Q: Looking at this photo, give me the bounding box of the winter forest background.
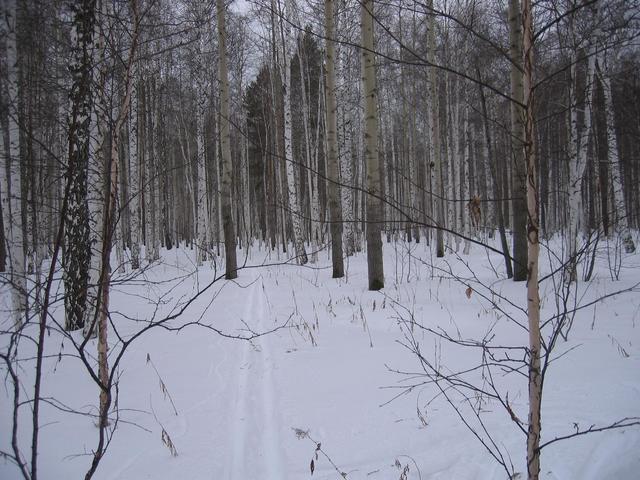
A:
[1,0,640,479]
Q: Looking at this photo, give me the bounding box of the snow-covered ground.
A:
[1,237,639,479]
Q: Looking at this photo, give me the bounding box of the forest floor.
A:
[1,236,640,479]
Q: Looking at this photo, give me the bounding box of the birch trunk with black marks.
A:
[523,0,541,477]
[64,0,97,331]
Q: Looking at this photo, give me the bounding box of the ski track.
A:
[256,279,284,479]
[227,276,284,479]
[228,280,256,479]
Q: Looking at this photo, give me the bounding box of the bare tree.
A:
[362,0,384,290]
[324,0,344,278]
[217,0,238,279]
[0,0,26,328]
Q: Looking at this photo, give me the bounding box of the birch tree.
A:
[338,42,356,257]
[217,0,238,279]
[522,0,542,476]
[129,78,141,269]
[324,0,344,278]
[195,2,211,266]
[566,45,595,281]
[275,0,307,264]
[427,0,444,257]
[85,0,108,337]
[63,0,97,331]
[0,0,26,328]
[361,0,383,290]
[509,0,527,281]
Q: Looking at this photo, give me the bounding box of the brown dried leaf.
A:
[465,286,473,299]
[310,459,315,475]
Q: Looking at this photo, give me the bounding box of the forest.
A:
[1,0,639,479]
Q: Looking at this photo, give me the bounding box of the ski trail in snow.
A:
[226,277,284,479]
[255,279,285,479]
[228,280,257,479]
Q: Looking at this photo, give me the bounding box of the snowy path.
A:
[228,277,284,479]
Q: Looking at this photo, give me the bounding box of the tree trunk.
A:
[478,69,513,278]
[277,0,307,265]
[129,79,141,269]
[85,0,108,338]
[566,46,595,281]
[509,0,527,281]
[64,0,97,332]
[216,0,238,279]
[338,39,356,256]
[427,0,444,257]
[523,0,541,477]
[324,0,344,278]
[361,0,384,290]
[462,104,471,254]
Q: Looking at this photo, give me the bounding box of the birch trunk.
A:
[86,5,140,476]
[145,78,159,262]
[1,0,26,328]
[523,0,541,477]
[427,0,444,257]
[338,40,356,256]
[324,0,344,278]
[509,0,527,281]
[462,104,471,254]
[85,0,108,337]
[216,0,238,279]
[566,48,595,281]
[64,0,97,331]
[297,35,319,261]
[361,0,384,290]
[277,0,307,264]
[129,79,141,269]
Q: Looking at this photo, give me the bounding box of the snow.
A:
[1,237,639,479]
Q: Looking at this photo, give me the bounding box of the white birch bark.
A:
[1,0,26,327]
[337,34,356,256]
[85,0,108,336]
[276,0,307,264]
[129,79,141,269]
[195,97,208,265]
[566,47,595,280]
[523,2,542,476]
[195,4,210,265]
